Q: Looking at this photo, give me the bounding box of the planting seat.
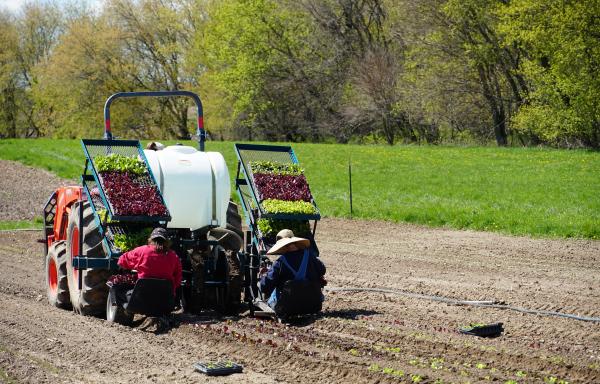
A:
[124,278,174,316]
[107,278,174,325]
[273,280,323,317]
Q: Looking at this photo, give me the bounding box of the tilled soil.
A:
[1,160,600,383]
[0,160,75,221]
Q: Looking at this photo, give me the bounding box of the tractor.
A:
[42,91,321,322]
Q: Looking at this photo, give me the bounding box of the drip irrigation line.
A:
[0,229,41,233]
[325,286,600,323]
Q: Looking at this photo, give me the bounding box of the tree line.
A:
[0,0,598,148]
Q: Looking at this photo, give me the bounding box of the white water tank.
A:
[144,145,230,230]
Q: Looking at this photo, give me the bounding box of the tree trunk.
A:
[176,107,189,139]
[477,64,508,146]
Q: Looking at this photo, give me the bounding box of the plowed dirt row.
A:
[1,160,600,383]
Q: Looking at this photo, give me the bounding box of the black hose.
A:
[325,286,600,323]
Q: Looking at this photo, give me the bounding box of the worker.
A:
[146,141,165,150]
[118,227,182,298]
[260,229,326,312]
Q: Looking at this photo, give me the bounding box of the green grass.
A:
[0,138,598,238]
[0,220,43,230]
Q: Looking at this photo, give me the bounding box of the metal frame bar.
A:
[103,90,206,151]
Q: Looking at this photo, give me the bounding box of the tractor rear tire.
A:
[224,201,244,314]
[66,201,111,316]
[224,249,243,314]
[45,240,71,309]
[226,201,244,239]
[182,250,205,314]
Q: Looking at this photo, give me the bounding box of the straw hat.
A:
[266,229,310,255]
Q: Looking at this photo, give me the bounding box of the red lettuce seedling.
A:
[100,171,168,216]
[253,173,313,202]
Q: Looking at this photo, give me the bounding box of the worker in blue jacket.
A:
[260,229,326,310]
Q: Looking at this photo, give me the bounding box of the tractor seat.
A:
[274,280,322,317]
[124,278,174,317]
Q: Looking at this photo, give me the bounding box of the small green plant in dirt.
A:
[411,374,423,383]
[544,377,569,384]
[391,369,404,377]
[348,348,359,356]
[371,365,404,378]
[95,154,146,175]
[384,346,402,354]
[476,362,487,369]
[504,380,518,384]
[430,358,444,370]
[515,370,527,378]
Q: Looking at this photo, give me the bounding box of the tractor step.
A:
[252,299,276,317]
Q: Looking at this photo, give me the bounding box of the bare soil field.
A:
[1,159,600,383]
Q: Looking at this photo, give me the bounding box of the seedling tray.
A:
[234,143,320,221]
[193,361,243,376]
[459,322,504,337]
[81,139,170,223]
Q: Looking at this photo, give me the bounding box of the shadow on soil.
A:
[130,307,382,333]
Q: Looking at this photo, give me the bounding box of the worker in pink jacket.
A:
[118,227,182,296]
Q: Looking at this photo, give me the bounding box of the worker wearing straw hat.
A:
[260,229,326,311]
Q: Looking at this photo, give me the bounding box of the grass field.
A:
[0,138,598,239]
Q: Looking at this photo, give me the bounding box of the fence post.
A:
[349,159,353,218]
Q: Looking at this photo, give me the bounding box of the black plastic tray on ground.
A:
[459,322,504,337]
[193,361,243,376]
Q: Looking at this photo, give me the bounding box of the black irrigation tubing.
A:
[325,286,600,323]
[0,229,42,233]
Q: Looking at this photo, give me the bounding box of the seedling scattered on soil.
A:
[544,377,569,384]
[430,358,444,370]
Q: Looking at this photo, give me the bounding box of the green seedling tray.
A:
[193,361,243,376]
[459,322,504,337]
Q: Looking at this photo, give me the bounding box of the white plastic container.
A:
[144,145,230,230]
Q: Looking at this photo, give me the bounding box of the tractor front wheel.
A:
[45,240,71,309]
[66,201,111,316]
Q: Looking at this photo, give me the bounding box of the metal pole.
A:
[78,201,84,290]
[349,159,353,218]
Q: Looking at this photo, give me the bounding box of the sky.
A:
[0,0,102,13]
[0,0,28,12]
